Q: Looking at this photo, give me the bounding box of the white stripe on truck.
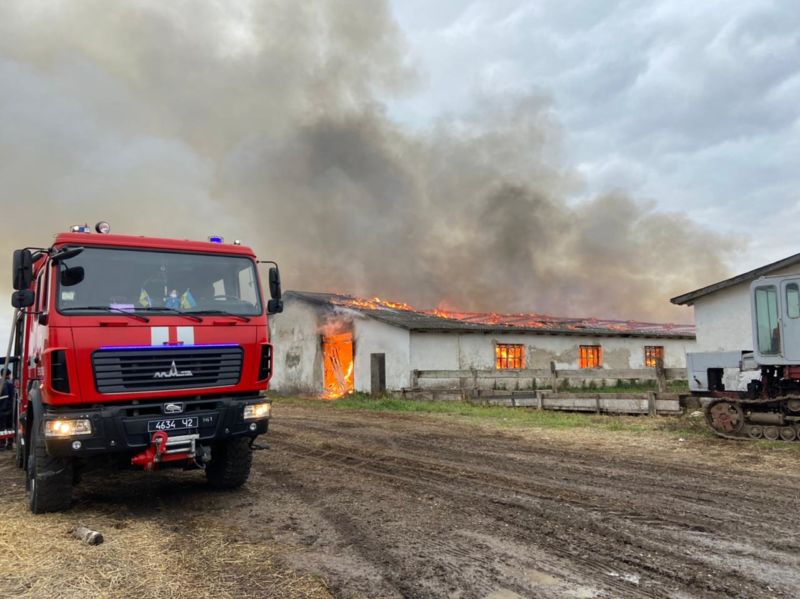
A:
[151,327,169,346]
[177,327,195,345]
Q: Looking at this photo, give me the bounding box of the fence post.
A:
[655,357,666,393]
[550,361,558,394]
[411,369,419,389]
[536,390,544,410]
[471,368,478,394]
[647,391,657,416]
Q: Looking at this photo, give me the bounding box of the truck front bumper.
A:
[42,395,270,458]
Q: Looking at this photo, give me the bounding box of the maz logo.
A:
[162,402,185,415]
[153,361,193,379]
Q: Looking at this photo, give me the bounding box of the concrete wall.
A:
[692,286,752,352]
[690,266,800,352]
[353,318,411,392]
[269,299,412,394]
[410,331,692,371]
[271,297,696,395]
[268,298,323,394]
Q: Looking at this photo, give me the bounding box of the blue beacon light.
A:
[208,235,224,244]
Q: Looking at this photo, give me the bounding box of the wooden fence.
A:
[401,360,686,416]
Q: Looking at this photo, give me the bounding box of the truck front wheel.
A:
[205,437,253,489]
[27,420,73,513]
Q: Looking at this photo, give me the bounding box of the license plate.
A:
[147,417,199,433]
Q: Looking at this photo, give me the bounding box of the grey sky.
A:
[0,1,798,344]
[388,0,800,265]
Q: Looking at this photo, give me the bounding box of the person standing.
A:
[0,369,14,450]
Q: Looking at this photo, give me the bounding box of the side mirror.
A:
[51,246,84,263]
[267,299,284,315]
[11,290,34,309]
[268,267,282,300]
[12,249,33,290]
[60,266,85,287]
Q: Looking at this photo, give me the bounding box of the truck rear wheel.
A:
[15,431,24,469]
[27,420,73,513]
[205,437,253,489]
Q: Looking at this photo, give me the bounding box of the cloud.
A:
[389,0,800,267]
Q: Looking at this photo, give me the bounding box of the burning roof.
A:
[284,292,695,339]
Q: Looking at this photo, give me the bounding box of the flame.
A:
[329,294,693,335]
[334,296,415,312]
[322,332,354,400]
[317,293,693,398]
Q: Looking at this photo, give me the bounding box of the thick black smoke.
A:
[0,0,736,331]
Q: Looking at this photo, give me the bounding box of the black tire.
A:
[27,417,73,514]
[205,437,253,489]
[15,430,23,469]
[14,403,24,469]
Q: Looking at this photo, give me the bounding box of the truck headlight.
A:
[243,402,271,420]
[45,419,92,437]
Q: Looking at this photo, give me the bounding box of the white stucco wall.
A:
[692,286,752,352]
[411,332,693,372]
[269,299,412,394]
[268,298,323,394]
[353,317,411,392]
[271,297,696,395]
[690,266,800,352]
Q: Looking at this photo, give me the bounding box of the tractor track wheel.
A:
[27,420,73,514]
[705,400,744,435]
[206,437,253,490]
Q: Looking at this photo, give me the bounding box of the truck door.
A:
[780,279,800,361]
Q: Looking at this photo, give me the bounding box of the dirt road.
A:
[3,403,800,598]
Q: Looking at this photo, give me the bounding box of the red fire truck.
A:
[7,223,283,513]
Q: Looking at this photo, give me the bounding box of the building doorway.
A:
[322,332,354,399]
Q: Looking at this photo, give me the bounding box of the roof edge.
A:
[671,252,800,306]
[284,291,695,339]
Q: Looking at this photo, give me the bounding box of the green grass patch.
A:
[273,394,688,434]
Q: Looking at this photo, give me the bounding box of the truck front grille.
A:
[92,346,244,393]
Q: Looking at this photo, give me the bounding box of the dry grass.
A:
[0,460,332,599]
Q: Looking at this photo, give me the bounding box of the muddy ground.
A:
[2,403,800,598]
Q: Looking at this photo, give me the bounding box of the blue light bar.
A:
[208,235,224,243]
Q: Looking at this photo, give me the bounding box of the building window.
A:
[496,344,524,369]
[579,345,602,369]
[755,285,780,355]
[644,346,664,368]
[787,283,800,319]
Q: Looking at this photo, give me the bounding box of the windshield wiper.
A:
[185,309,251,322]
[136,307,203,322]
[60,306,150,322]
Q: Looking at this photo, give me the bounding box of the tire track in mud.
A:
[279,414,800,535]
[275,437,759,598]
[263,409,800,598]
[275,415,800,560]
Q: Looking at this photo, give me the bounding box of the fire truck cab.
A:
[8,223,282,513]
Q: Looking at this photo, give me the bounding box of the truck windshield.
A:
[56,247,263,317]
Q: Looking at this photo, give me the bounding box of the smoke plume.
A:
[0,0,736,331]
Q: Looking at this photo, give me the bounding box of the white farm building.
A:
[671,252,800,352]
[269,292,696,397]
